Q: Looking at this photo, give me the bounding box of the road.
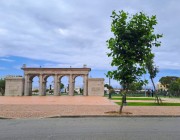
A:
[0,117,180,140]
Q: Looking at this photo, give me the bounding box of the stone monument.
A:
[5,65,104,96]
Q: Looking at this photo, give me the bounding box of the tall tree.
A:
[107,10,162,113]
[145,55,158,91]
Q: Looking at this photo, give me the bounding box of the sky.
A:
[0,0,180,88]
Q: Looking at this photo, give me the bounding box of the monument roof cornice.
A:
[21,67,91,72]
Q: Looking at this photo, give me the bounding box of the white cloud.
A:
[0,0,179,71]
[0,58,14,62]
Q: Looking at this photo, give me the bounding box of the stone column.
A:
[83,74,88,96]
[54,75,60,96]
[24,74,30,96]
[39,74,45,96]
[42,80,46,96]
[59,80,61,95]
[29,80,32,96]
[69,75,74,96]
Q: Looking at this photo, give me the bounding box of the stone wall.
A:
[5,77,24,96]
[88,78,104,96]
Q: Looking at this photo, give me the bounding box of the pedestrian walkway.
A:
[0,96,118,118]
[0,96,180,119]
[0,96,116,105]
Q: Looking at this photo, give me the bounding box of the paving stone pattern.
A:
[0,96,180,118]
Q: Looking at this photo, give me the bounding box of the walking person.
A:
[151,89,154,97]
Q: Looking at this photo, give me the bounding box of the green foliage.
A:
[0,78,5,90]
[145,55,159,79]
[49,89,54,94]
[104,84,113,90]
[60,83,64,89]
[107,10,162,89]
[80,88,83,94]
[116,102,180,106]
[0,78,5,96]
[169,78,180,96]
[129,82,143,91]
[159,76,179,88]
[109,89,115,94]
[111,97,154,100]
[145,55,159,91]
[32,89,39,93]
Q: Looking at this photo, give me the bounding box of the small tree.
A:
[60,83,64,90]
[145,55,161,104]
[107,10,162,113]
[0,78,5,96]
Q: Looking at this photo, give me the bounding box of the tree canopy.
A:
[0,78,5,96]
[159,76,179,88]
[60,83,64,90]
[0,78,5,90]
[145,55,159,90]
[169,78,180,96]
[107,10,162,89]
[129,82,143,91]
[104,84,113,90]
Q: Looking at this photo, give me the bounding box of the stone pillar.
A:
[59,80,61,95]
[29,80,32,96]
[69,75,74,96]
[54,75,60,96]
[83,74,88,96]
[24,74,30,96]
[43,80,46,96]
[39,74,46,96]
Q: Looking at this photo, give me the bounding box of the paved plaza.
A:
[0,96,180,119]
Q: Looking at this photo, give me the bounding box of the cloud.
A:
[0,67,6,70]
[0,58,14,62]
[0,0,179,71]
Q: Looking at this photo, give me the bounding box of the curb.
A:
[47,115,180,118]
[1,115,180,119]
[0,117,12,119]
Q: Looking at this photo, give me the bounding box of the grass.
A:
[115,102,180,106]
[111,97,155,100]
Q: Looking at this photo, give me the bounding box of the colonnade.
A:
[24,74,88,96]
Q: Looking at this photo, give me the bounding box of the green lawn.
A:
[111,97,155,100]
[115,102,180,106]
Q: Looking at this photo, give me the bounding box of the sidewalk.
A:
[0,96,180,119]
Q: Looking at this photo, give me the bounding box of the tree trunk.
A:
[150,77,161,104]
[119,100,123,114]
[150,77,156,91]
[119,87,128,114]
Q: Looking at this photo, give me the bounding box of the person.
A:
[151,89,154,97]
[147,89,151,97]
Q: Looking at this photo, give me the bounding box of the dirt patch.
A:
[105,111,133,115]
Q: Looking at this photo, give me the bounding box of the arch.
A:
[74,75,84,95]
[60,75,69,95]
[22,68,91,96]
[45,75,54,96]
[31,76,39,96]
